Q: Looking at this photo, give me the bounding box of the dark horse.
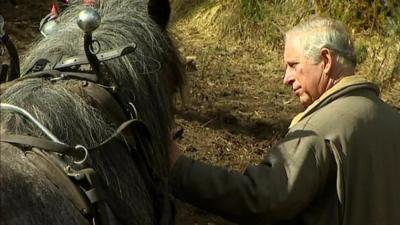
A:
[0,0,184,224]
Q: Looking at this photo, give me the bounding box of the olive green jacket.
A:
[170,76,400,225]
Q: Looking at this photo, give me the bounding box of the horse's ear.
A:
[148,0,170,30]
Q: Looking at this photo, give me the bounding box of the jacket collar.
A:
[289,75,379,128]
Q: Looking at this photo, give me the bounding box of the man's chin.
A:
[299,96,312,107]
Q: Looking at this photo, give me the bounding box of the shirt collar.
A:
[289,75,378,128]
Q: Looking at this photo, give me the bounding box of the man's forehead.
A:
[285,33,303,48]
[284,38,302,61]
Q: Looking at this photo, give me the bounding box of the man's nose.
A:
[283,67,294,85]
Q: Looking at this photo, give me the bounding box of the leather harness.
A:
[0,55,174,225]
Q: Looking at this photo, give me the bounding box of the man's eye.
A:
[289,63,298,68]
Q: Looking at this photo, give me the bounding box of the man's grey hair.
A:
[286,16,357,69]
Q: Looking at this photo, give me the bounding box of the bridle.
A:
[0,7,173,225]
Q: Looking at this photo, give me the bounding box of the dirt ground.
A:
[1,1,398,225]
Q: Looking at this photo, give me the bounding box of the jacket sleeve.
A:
[169,130,335,224]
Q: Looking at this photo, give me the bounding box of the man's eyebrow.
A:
[285,60,297,65]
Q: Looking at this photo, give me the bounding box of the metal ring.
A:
[89,39,101,54]
[73,144,89,165]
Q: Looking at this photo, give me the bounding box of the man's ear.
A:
[320,48,333,76]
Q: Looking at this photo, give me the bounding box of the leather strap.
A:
[95,119,148,148]
[83,82,128,129]
[27,147,112,225]
[25,148,93,217]
[0,119,145,160]
[53,43,136,70]
[21,69,98,82]
[0,134,80,157]
[0,71,173,225]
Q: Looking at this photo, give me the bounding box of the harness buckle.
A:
[31,58,51,72]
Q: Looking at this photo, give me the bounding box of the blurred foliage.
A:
[236,0,400,38]
[318,0,400,36]
[170,0,210,21]
[239,0,267,21]
[171,0,400,106]
[172,0,400,39]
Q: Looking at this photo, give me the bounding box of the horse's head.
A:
[0,1,184,224]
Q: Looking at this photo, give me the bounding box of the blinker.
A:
[39,3,59,37]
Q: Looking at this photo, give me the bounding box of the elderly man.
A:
[169,17,400,225]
